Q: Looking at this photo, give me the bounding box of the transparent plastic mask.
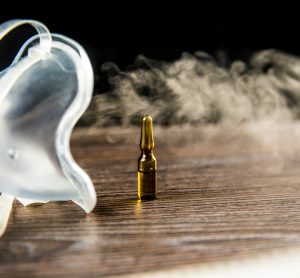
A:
[0,19,96,237]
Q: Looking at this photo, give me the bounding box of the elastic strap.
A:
[0,19,52,68]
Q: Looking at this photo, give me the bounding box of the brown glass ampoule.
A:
[138,115,157,200]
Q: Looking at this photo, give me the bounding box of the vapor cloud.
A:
[81,50,300,127]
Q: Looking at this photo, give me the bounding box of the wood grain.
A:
[1,125,300,277]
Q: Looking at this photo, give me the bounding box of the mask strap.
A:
[0,19,52,68]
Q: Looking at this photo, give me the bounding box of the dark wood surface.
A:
[1,125,300,277]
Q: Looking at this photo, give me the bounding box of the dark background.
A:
[0,3,299,93]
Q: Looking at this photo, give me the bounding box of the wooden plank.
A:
[1,125,300,277]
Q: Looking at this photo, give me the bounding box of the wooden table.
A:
[1,124,300,277]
